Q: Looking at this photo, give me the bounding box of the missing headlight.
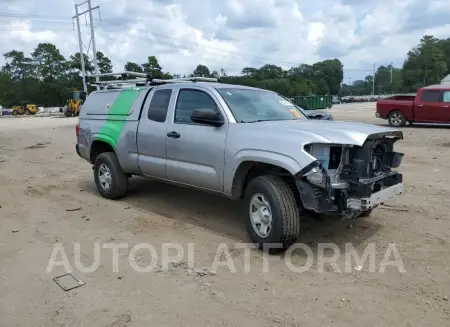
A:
[297,161,331,190]
[304,144,343,170]
[329,146,342,169]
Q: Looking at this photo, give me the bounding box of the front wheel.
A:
[93,152,128,199]
[388,110,406,127]
[243,175,300,253]
[359,208,373,217]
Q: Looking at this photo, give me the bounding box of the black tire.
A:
[93,152,128,199]
[388,110,406,127]
[243,175,300,253]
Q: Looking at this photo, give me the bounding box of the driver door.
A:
[165,87,228,192]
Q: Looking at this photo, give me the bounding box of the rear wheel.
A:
[243,175,300,253]
[12,109,18,117]
[388,111,406,127]
[93,152,128,199]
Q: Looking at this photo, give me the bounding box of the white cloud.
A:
[0,0,449,82]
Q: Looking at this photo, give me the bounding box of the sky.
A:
[0,0,449,83]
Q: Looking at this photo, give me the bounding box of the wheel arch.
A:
[231,160,300,202]
[90,138,115,163]
[387,109,407,126]
[388,108,406,117]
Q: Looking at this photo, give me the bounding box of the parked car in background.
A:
[332,95,341,104]
[376,85,450,126]
[305,110,333,120]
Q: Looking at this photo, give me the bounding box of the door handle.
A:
[442,105,449,108]
[417,104,423,107]
[167,131,180,139]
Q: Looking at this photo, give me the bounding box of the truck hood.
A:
[245,120,403,146]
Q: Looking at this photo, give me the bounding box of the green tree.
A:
[96,51,113,74]
[312,59,344,94]
[69,52,94,74]
[257,64,285,80]
[2,50,37,81]
[402,35,447,90]
[124,61,143,73]
[31,43,67,82]
[192,64,212,77]
[142,56,163,78]
[438,38,450,75]
[0,71,17,107]
[31,43,69,105]
[123,61,143,79]
[241,67,258,78]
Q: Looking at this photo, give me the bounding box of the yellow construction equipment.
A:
[11,101,39,116]
[65,91,87,117]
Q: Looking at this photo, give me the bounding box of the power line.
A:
[0,12,379,71]
[0,13,71,19]
[73,0,100,91]
[0,23,380,73]
[0,15,384,74]
[94,24,377,72]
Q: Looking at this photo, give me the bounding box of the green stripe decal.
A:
[98,89,139,148]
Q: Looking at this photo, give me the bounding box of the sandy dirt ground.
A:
[1,104,449,326]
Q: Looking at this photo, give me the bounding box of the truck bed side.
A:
[376,96,415,121]
[78,87,152,174]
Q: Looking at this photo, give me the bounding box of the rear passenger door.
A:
[137,87,173,178]
[441,90,450,121]
[415,90,445,122]
[165,87,228,192]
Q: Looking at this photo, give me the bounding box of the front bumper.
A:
[346,183,403,211]
[295,172,404,215]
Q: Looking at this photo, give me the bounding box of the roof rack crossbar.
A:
[86,71,217,88]
[88,71,148,79]
[89,78,148,85]
[85,72,218,89]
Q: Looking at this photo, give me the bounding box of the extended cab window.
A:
[420,90,441,102]
[147,89,172,122]
[175,89,217,124]
[148,89,172,123]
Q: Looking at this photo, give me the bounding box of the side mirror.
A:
[190,108,224,126]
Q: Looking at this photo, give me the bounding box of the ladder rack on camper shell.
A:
[86,71,218,89]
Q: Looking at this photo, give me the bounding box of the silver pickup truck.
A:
[76,73,404,252]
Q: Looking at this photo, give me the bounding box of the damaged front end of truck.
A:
[295,131,404,217]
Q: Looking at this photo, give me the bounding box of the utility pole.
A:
[74,4,87,93]
[390,62,393,84]
[372,62,376,96]
[348,76,351,85]
[72,0,100,92]
[87,0,99,87]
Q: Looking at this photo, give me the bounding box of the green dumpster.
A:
[292,95,333,110]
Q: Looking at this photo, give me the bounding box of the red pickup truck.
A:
[376,84,450,126]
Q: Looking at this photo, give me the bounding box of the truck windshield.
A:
[215,88,308,123]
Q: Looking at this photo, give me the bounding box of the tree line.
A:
[340,36,450,96]
[0,35,448,107]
